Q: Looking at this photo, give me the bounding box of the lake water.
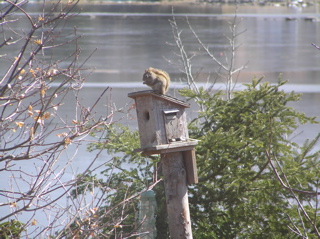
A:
[71,3,320,145]
[1,2,320,236]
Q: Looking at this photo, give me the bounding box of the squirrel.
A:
[142,67,170,94]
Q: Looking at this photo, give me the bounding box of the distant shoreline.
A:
[75,0,317,10]
[24,1,319,16]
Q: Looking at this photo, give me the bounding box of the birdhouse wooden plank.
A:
[135,141,198,156]
[183,149,198,184]
[163,109,182,143]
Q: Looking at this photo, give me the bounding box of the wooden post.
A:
[161,151,192,239]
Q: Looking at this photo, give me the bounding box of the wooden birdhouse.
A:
[128,90,198,184]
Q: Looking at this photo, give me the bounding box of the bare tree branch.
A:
[0,1,123,237]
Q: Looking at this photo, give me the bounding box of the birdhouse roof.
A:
[128,90,190,108]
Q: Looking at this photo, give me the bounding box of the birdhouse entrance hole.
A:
[144,110,150,121]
